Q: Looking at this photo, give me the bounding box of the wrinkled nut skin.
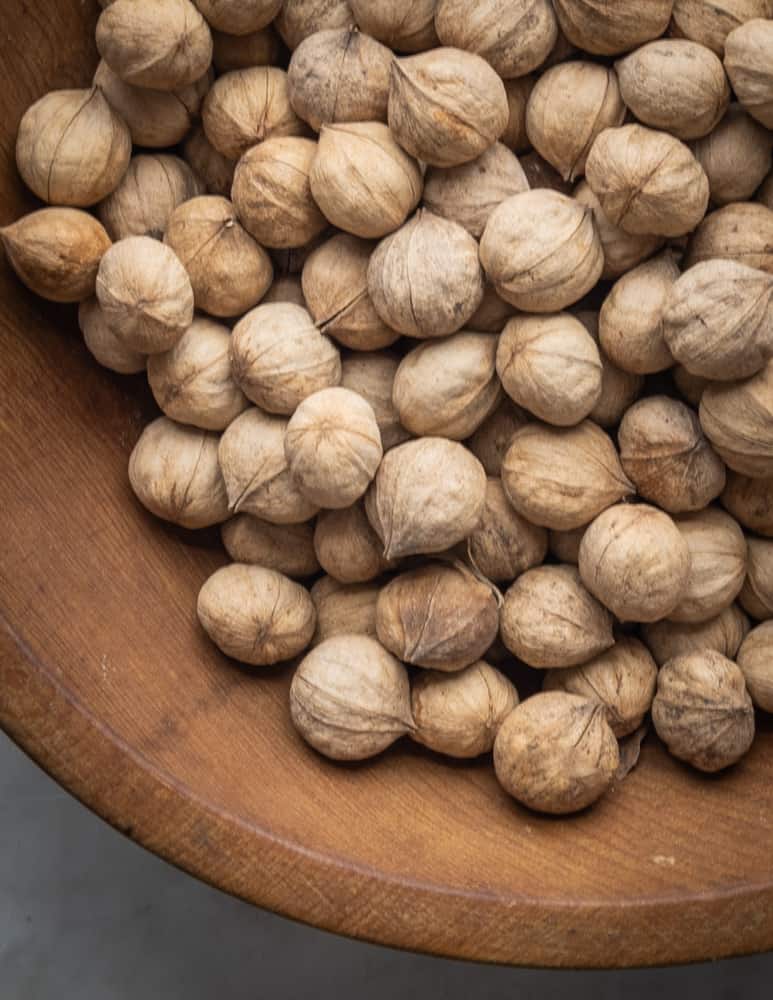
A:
[79,297,146,375]
[552,0,673,56]
[642,604,751,666]
[311,577,381,646]
[700,363,773,478]
[222,515,320,579]
[692,105,773,206]
[502,421,634,531]
[480,190,604,313]
[738,621,773,710]
[619,396,726,514]
[340,352,410,451]
[129,416,229,529]
[671,0,772,56]
[411,661,519,758]
[277,0,355,51]
[685,202,773,274]
[739,537,773,620]
[722,471,773,537]
[388,48,509,167]
[314,504,394,584]
[493,691,619,815]
[1,208,111,304]
[349,0,437,53]
[466,397,529,476]
[365,438,487,560]
[652,651,755,772]
[467,477,548,583]
[197,563,315,667]
[725,19,773,128]
[669,508,748,624]
[290,635,413,761]
[183,126,235,198]
[500,564,614,669]
[193,0,282,34]
[579,503,692,623]
[544,637,658,737]
[376,562,500,671]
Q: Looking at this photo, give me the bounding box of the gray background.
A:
[1,733,772,999]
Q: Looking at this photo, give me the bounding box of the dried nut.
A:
[198,564,315,666]
[302,234,399,351]
[468,284,517,334]
[496,313,603,427]
[544,637,657,737]
[619,396,726,513]
[725,19,773,127]
[493,691,619,815]
[480,190,603,312]
[365,438,487,559]
[502,421,634,531]
[411,661,519,758]
[350,0,438,53]
[722,471,773,537]
[183,126,235,197]
[467,478,548,583]
[422,143,529,239]
[367,211,484,338]
[340,352,410,451]
[218,407,319,524]
[193,0,281,33]
[758,171,773,210]
[95,236,194,354]
[552,0,673,55]
[673,365,710,407]
[1,208,111,303]
[212,26,281,72]
[574,181,664,281]
[579,504,692,622]
[388,48,509,167]
[700,363,773,478]
[288,27,392,130]
[79,300,144,379]
[435,0,557,79]
[376,562,500,671]
[290,635,413,761]
[652,651,755,771]
[739,537,773,620]
[262,274,306,307]
[685,202,773,273]
[164,196,273,317]
[310,122,422,238]
[465,398,529,476]
[231,137,327,249]
[222,514,320,578]
[96,0,213,90]
[671,0,772,55]
[526,62,625,182]
[664,260,773,381]
[147,317,248,430]
[98,154,204,241]
[230,302,341,414]
[599,251,680,374]
[738,621,773,709]
[393,333,502,440]
[500,564,614,669]
[585,124,710,237]
[692,105,773,205]
[314,504,394,584]
[520,151,573,194]
[502,76,536,154]
[277,0,354,49]
[549,526,586,564]
[643,604,751,666]
[576,311,644,428]
[311,577,381,645]
[16,87,131,206]
[129,416,228,528]
[670,508,748,623]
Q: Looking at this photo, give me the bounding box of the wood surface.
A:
[2,0,773,969]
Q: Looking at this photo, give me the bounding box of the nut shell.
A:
[340,352,410,451]
[643,604,751,666]
[552,0,673,56]
[350,0,437,52]
[311,577,381,645]
[222,515,320,578]
[99,154,204,241]
[465,397,529,476]
[685,202,773,273]
[725,19,773,128]
[692,104,773,206]
[79,297,146,375]
[314,504,394,584]
[738,620,773,710]
[722,471,773,536]
[467,478,548,583]
[277,0,354,50]
[739,537,773,620]
[700,363,773,478]
[670,508,748,623]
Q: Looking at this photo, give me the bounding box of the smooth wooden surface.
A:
[2,0,773,969]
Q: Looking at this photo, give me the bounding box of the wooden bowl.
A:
[2,0,773,969]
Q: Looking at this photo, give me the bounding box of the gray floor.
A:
[1,734,772,999]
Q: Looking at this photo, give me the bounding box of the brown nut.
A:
[692,105,773,206]
[552,0,673,55]
[311,577,381,646]
[670,508,748,623]
[725,19,773,128]
[79,297,146,375]
[722,471,773,537]
[700,363,773,478]
[222,514,320,579]
[685,202,773,273]
[642,604,751,666]
[739,537,773,620]
[467,477,548,583]
[340,352,411,451]
[314,503,395,584]
[349,0,437,52]
[465,397,529,476]
[738,621,773,710]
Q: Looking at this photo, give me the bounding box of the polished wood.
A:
[2,0,773,969]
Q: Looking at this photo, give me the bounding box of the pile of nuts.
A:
[4,0,773,816]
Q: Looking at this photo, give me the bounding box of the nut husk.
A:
[95,236,194,354]
[376,562,499,671]
[739,537,773,620]
[16,86,131,207]
[222,514,320,578]
[367,211,484,338]
[502,76,535,154]
[652,650,755,772]
[365,438,486,559]
[496,312,603,427]
[310,122,423,238]
[575,310,644,428]
[349,0,438,53]
[500,564,614,669]
[671,0,772,55]
[183,125,235,197]
[585,124,710,237]
[393,332,502,439]
[276,0,354,50]
[722,471,773,537]
[552,0,673,56]
[311,577,381,645]
[692,105,773,206]
[738,621,773,709]
[725,19,773,128]
[700,363,773,478]
[128,416,229,528]
[467,477,548,583]
[579,503,692,622]
[642,604,751,666]
[502,420,634,531]
[619,396,726,513]
[230,302,341,414]
[465,397,529,476]
[480,189,603,312]
[212,26,281,71]
[164,195,273,317]
[79,297,146,375]
[670,508,748,622]
[340,352,410,451]
[411,661,519,758]
[314,503,394,583]
[467,283,517,334]
[198,563,315,666]
[193,0,281,33]
[684,202,773,273]
[218,407,319,524]
[1,208,111,303]
[574,180,664,281]
[147,316,248,430]
[388,48,509,167]
[288,27,392,131]
[493,691,619,814]
[290,634,412,761]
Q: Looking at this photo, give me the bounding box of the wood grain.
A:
[2,0,773,968]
